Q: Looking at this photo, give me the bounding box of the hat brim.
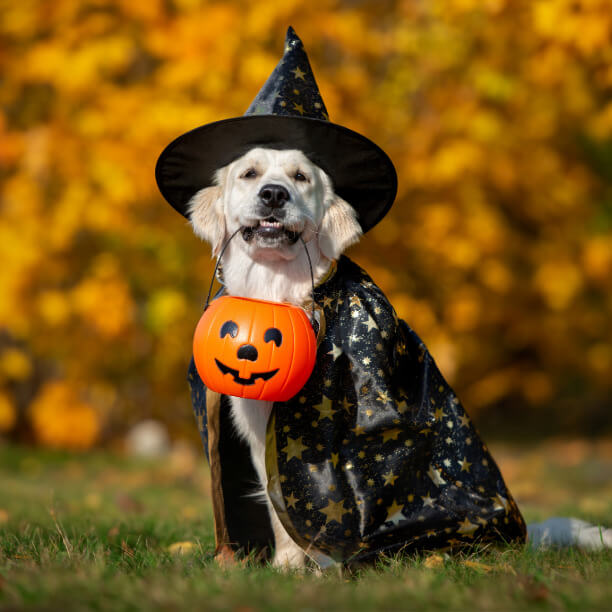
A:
[155,115,397,234]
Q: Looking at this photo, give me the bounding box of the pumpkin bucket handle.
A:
[203,230,317,321]
[204,227,241,311]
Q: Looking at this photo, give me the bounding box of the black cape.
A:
[188,256,526,564]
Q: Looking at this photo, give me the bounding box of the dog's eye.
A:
[220,320,239,338]
[241,168,258,179]
[264,327,283,347]
[294,171,308,182]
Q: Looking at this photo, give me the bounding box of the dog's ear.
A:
[318,193,362,260]
[187,172,227,256]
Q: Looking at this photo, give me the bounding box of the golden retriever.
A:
[188,147,356,567]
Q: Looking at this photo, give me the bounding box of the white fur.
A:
[188,147,610,568]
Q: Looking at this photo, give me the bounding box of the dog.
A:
[185,147,612,568]
[188,147,358,567]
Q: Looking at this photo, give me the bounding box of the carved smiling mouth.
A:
[241,217,301,244]
[215,359,279,386]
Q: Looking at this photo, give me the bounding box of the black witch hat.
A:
[156,27,397,234]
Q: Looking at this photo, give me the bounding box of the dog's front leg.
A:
[229,398,306,569]
[267,502,306,569]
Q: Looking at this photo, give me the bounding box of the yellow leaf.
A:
[463,560,494,573]
[167,541,197,555]
[424,554,444,569]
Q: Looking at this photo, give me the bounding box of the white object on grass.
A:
[527,517,612,550]
[125,419,170,458]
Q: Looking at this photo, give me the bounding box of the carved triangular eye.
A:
[220,320,238,338]
[264,327,282,347]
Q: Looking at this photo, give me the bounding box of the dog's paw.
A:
[272,542,306,571]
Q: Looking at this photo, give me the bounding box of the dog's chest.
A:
[228,397,273,482]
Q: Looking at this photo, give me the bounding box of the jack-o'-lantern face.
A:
[214,320,282,385]
[193,296,317,401]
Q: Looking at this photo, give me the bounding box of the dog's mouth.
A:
[241,217,301,245]
[215,359,279,386]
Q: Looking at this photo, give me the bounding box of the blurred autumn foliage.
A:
[1,0,611,448]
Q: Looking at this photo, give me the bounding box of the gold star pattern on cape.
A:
[457,517,479,537]
[382,470,399,486]
[381,428,402,443]
[187,256,526,565]
[328,344,343,360]
[319,498,350,524]
[363,315,378,332]
[459,457,472,472]
[397,399,409,414]
[285,493,299,509]
[421,494,436,508]
[342,397,355,413]
[377,390,391,404]
[385,500,405,524]
[282,436,308,461]
[427,464,447,487]
[492,493,510,512]
[314,396,336,421]
[434,407,446,421]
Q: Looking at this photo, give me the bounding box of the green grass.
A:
[1,441,611,611]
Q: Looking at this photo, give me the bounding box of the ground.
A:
[0,439,611,611]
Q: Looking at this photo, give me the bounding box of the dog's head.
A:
[187,148,362,262]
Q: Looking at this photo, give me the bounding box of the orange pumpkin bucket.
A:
[193,295,316,401]
[192,231,318,401]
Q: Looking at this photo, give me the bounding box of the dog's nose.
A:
[237,344,258,361]
[258,184,289,209]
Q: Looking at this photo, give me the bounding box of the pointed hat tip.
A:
[285,26,303,49]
